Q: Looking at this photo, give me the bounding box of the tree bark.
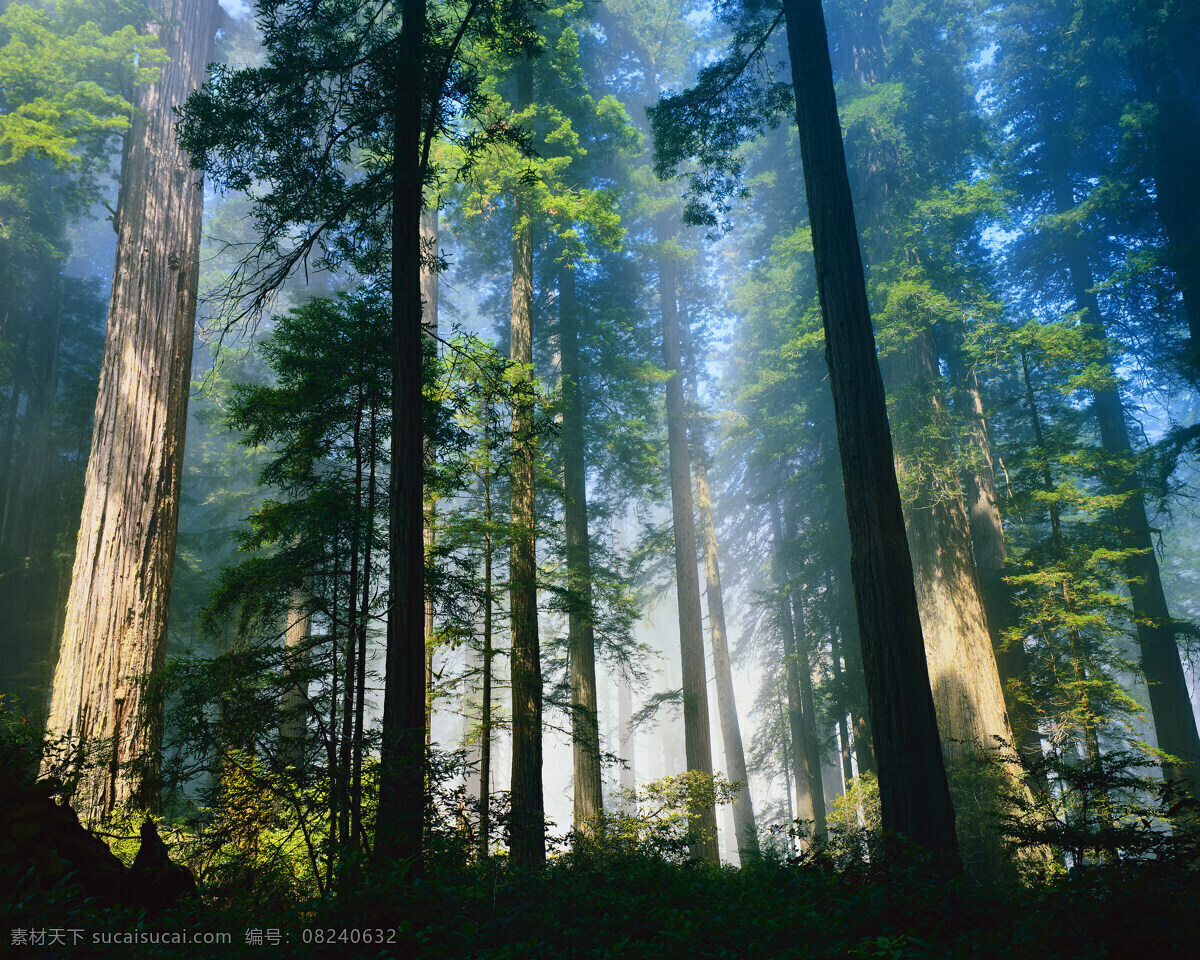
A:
[558,261,604,833]
[43,0,220,822]
[507,51,546,870]
[376,0,429,867]
[659,242,720,864]
[679,306,759,860]
[952,352,1045,778]
[779,0,959,871]
[881,331,1022,877]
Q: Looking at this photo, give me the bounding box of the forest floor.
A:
[5,846,1199,959]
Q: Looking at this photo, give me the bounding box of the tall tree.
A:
[43,0,220,821]
[559,259,604,833]
[679,304,759,860]
[507,48,546,870]
[777,0,959,868]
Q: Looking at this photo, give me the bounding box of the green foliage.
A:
[578,772,738,863]
[997,745,1200,875]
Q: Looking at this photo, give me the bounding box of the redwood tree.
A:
[44,0,221,822]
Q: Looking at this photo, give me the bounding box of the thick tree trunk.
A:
[658,243,720,864]
[1053,178,1200,800]
[376,0,429,867]
[882,331,1021,877]
[953,354,1045,777]
[779,0,958,870]
[679,305,758,860]
[507,51,545,870]
[42,0,219,822]
[558,262,604,833]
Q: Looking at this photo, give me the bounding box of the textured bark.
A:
[507,51,545,870]
[679,306,758,859]
[422,207,439,745]
[1053,177,1200,800]
[559,262,604,833]
[953,355,1045,777]
[881,335,1018,763]
[882,332,1021,877]
[43,0,219,822]
[780,0,958,870]
[376,0,429,867]
[659,245,719,864]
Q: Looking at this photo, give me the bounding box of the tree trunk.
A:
[952,351,1045,778]
[788,588,828,839]
[658,241,720,864]
[558,261,604,833]
[618,664,635,807]
[881,330,1022,877]
[42,0,220,822]
[376,0,429,867]
[769,496,823,840]
[779,0,959,871]
[1053,177,1200,800]
[507,51,545,870]
[679,304,759,860]
[280,597,310,780]
[422,206,438,746]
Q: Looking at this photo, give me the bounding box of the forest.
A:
[1,0,1199,955]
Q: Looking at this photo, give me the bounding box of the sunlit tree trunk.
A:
[508,51,546,870]
[779,0,959,871]
[280,596,310,780]
[559,261,604,833]
[881,331,1022,877]
[952,352,1045,780]
[659,241,719,864]
[42,0,220,822]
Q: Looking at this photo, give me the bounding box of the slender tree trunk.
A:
[353,395,377,847]
[618,664,635,807]
[422,207,438,746]
[1052,176,1200,800]
[508,51,545,870]
[769,496,821,838]
[678,304,758,860]
[788,588,828,839]
[478,426,493,859]
[42,0,220,822]
[377,0,429,867]
[558,261,604,833]
[658,239,720,864]
[779,0,958,871]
